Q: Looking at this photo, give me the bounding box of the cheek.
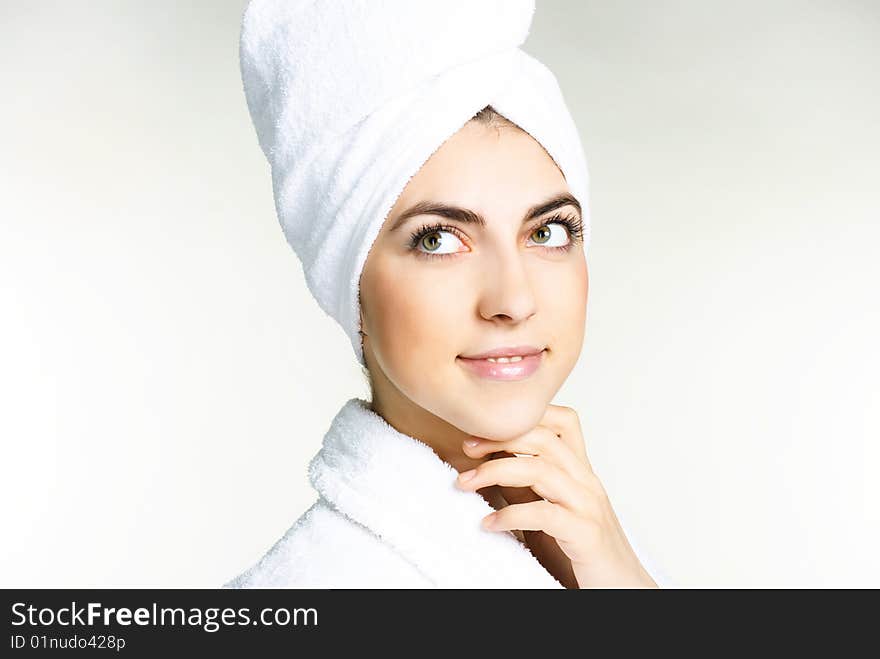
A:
[542,257,588,350]
[366,259,465,384]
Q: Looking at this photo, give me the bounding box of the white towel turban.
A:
[239,0,591,367]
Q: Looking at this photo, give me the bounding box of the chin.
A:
[452,391,551,442]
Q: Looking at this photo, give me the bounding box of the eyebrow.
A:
[388,192,582,233]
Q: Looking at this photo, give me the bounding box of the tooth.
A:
[509,355,523,362]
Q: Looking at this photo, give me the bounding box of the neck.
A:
[369,390,487,475]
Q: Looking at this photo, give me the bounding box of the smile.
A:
[456,349,546,381]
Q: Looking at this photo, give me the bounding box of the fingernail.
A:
[464,438,480,448]
[458,469,476,482]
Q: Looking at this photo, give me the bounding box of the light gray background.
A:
[1,0,877,587]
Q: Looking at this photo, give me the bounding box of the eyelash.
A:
[408,213,585,261]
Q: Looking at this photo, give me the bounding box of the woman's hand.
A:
[455,404,658,589]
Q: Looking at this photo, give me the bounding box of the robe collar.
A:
[308,398,564,588]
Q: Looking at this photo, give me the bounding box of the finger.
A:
[487,452,543,505]
[463,426,589,484]
[457,456,577,507]
[482,499,579,544]
[538,404,592,470]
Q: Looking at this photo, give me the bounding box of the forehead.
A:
[388,121,569,222]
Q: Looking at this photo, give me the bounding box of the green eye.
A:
[531,225,552,244]
[421,232,442,251]
[529,223,570,248]
[412,226,466,257]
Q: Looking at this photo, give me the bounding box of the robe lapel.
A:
[308,398,564,588]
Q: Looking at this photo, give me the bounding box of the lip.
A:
[458,345,546,360]
[457,348,547,381]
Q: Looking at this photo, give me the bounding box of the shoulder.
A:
[223,498,432,588]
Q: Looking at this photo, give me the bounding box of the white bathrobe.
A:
[224,398,673,589]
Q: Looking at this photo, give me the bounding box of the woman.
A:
[226,0,671,588]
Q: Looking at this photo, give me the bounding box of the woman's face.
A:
[359,120,588,442]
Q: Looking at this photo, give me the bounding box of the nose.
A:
[477,250,538,324]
